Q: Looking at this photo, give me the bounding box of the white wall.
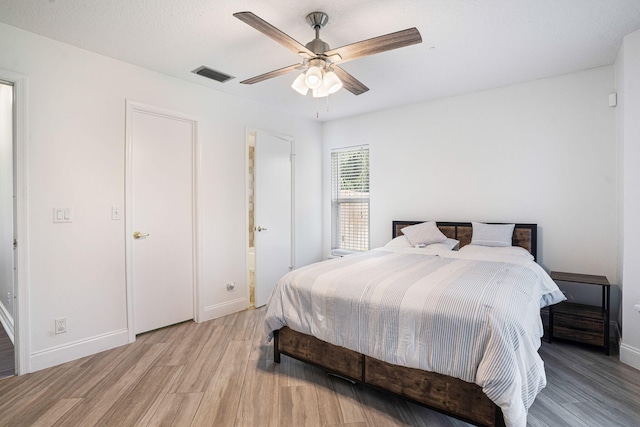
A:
[0,82,14,335]
[323,66,617,283]
[0,23,323,372]
[618,29,640,370]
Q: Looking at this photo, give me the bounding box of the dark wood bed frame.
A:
[273,221,538,427]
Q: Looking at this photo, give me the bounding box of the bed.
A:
[265,221,564,427]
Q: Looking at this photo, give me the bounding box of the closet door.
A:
[127,103,196,334]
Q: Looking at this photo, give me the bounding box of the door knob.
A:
[133,231,150,239]
[256,226,268,232]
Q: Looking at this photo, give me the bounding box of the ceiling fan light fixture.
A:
[291,73,309,95]
[312,85,329,98]
[323,71,343,94]
[304,66,323,89]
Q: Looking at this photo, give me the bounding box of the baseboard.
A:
[0,302,14,344]
[201,297,248,322]
[30,328,129,373]
[620,342,640,370]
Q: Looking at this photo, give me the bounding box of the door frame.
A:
[125,100,202,342]
[0,70,29,374]
[245,127,295,306]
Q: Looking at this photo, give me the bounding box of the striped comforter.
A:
[264,247,565,427]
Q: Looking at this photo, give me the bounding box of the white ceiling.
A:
[1,0,640,121]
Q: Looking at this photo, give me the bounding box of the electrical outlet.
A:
[55,317,67,334]
[226,281,235,292]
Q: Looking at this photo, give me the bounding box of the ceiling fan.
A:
[233,11,422,97]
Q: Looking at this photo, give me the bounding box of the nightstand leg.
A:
[604,285,610,356]
[548,305,554,343]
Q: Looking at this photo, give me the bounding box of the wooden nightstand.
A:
[548,271,611,355]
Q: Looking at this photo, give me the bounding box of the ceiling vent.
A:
[192,66,235,83]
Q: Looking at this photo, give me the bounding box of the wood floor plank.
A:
[141,392,203,426]
[310,367,345,427]
[95,365,181,426]
[355,386,421,426]
[140,322,189,345]
[155,321,208,367]
[169,323,230,393]
[228,307,260,341]
[133,366,186,426]
[64,336,160,399]
[279,385,322,427]
[216,310,238,326]
[235,358,280,427]
[0,365,72,423]
[527,393,591,427]
[278,354,316,388]
[566,401,640,427]
[189,339,252,426]
[30,398,83,427]
[52,342,169,427]
[330,376,368,425]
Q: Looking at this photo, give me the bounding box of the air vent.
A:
[192,66,235,83]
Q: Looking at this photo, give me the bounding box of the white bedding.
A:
[264,246,565,427]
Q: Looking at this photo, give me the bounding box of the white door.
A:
[253,131,293,307]
[0,81,15,354]
[128,104,195,335]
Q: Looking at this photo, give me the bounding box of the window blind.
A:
[331,146,369,253]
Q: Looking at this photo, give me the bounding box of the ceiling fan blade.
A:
[332,66,369,96]
[240,64,300,85]
[234,12,315,58]
[325,28,422,64]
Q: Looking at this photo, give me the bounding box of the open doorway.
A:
[246,129,294,308]
[0,80,15,379]
[247,132,256,307]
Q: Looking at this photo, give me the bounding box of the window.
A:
[331,146,369,254]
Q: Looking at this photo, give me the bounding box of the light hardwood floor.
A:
[0,307,639,427]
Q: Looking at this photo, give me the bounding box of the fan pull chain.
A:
[315,95,331,119]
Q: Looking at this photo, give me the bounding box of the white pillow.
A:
[459,244,534,260]
[401,221,447,246]
[384,235,412,247]
[471,222,515,247]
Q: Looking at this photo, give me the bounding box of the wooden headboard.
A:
[392,221,538,261]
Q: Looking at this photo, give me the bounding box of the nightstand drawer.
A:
[553,312,605,347]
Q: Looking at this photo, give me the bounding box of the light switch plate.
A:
[53,207,73,223]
